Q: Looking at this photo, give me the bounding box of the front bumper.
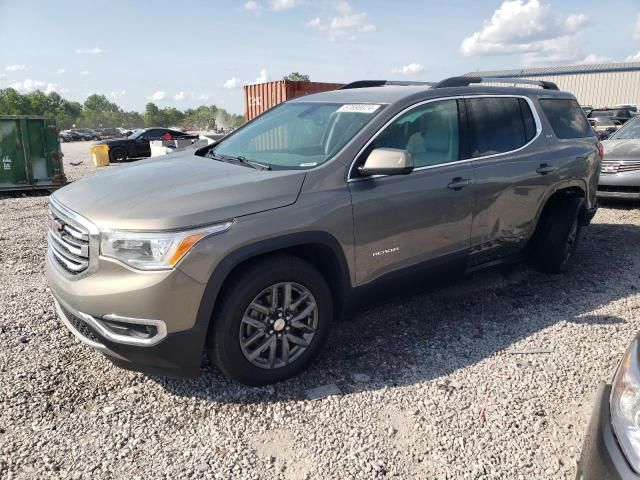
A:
[576,383,640,480]
[46,246,210,377]
[51,290,206,377]
[598,172,640,200]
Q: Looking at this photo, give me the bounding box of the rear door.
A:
[349,99,474,286]
[537,98,600,209]
[466,96,554,266]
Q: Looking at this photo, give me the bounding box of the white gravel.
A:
[2,141,640,479]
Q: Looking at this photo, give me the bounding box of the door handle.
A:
[536,164,557,175]
[447,177,472,190]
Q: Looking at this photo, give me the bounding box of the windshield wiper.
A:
[207,152,271,170]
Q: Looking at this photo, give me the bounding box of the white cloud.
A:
[149,91,167,101]
[243,1,262,13]
[460,0,589,59]
[306,17,321,27]
[56,68,65,74]
[634,13,640,40]
[79,71,89,76]
[255,68,270,83]
[392,63,425,75]
[5,64,26,71]
[576,53,612,65]
[45,83,59,94]
[174,91,185,101]
[0,73,6,80]
[270,0,300,11]
[223,77,243,89]
[196,93,211,101]
[627,51,640,62]
[107,90,127,100]
[75,47,103,54]
[307,1,376,41]
[9,78,45,93]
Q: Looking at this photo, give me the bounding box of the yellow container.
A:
[90,144,110,167]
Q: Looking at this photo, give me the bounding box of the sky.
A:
[1,0,640,114]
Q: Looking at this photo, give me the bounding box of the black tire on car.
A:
[532,196,584,274]
[109,147,127,162]
[210,254,333,386]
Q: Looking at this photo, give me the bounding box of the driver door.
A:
[348,99,474,286]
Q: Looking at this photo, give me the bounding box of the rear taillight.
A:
[596,141,604,158]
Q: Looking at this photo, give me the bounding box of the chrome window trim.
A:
[48,195,100,279]
[347,94,543,182]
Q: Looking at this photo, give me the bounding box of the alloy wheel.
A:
[239,282,318,369]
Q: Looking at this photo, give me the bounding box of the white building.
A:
[466,62,640,108]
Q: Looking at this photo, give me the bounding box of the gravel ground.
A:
[2,141,640,479]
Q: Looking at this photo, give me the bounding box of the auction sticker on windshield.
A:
[336,104,382,114]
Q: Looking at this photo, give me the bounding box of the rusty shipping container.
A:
[243,80,344,121]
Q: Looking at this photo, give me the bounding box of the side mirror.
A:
[358,148,414,176]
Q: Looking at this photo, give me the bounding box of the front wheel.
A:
[532,197,583,274]
[210,255,333,385]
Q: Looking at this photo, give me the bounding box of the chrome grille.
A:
[48,203,90,274]
[601,160,640,174]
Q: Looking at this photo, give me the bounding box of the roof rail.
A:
[434,76,559,91]
[339,80,435,90]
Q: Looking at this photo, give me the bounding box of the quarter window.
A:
[465,97,536,158]
[366,99,460,168]
[539,98,594,139]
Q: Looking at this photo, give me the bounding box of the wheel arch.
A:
[193,231,353,344]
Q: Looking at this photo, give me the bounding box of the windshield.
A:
[211,102,384,169]
[128,129,145,139]
[611,117,640,139]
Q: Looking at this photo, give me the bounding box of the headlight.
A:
[610,338,640,473]
[100,221,233,270]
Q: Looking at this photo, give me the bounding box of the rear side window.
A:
[539,98,593,139]
[465,97,536,158]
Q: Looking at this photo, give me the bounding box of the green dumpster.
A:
[0,115,67,192]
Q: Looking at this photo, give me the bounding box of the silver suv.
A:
[46,77,601,385]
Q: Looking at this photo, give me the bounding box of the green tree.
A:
[283,72,310,82]
[144,102,164,127]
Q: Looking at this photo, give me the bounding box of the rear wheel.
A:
[109,147,127,162]
[532,197,583,274]
[210,255,333,385]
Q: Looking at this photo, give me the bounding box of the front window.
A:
[211,102,384,169]
[611,117,640,140]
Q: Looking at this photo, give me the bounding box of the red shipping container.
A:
[243,80,344,121]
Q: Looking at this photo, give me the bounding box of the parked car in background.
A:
[59,131,72,143]
[95,127,198,162]
[94,127,122,140]
[61,130,84,141]
[588,108,637,127]
[615,103,638,113]
[46,77,601,385]
[582,104,594,117]
[117,127,133,137]
[576,334,640,479]
[591,118,619,140]
[69,128,99,141]
[598,115,640,200]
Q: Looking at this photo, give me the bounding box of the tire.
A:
[210,254,333,386]
[109,147,128,162]
[532,197,583,274]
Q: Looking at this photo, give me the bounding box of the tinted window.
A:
[465,97,534,158]
[367,99,459,168]
[539,99,594,139]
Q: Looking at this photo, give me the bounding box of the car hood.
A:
[602,139,640,161]
[52,152,306,230]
